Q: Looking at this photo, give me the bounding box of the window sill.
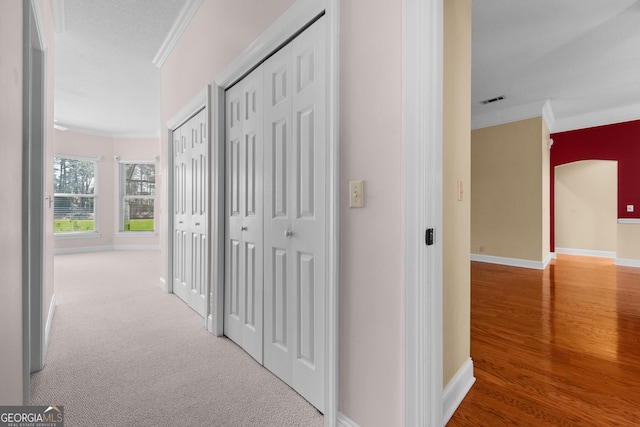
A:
[54,231,101,240]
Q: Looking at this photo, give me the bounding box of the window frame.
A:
[53,155,99,237]
[118,161,156,234]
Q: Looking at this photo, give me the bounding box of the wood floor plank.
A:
[448,255,640,426]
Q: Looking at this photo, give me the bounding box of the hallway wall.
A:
[0,0,26,405]
[159,1,404,425]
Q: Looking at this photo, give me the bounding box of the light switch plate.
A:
[350,180,364,208]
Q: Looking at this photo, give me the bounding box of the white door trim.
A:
[23,0,48,403]
[165,85,211,323]
[402,0,444,426]
[211,1,339,424]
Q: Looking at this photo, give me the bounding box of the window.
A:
[54,157,97,234]
[120,162,155,232]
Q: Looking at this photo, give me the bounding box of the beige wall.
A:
[54,130,160,252]
[471,117,549,262]
[617,224,640,260]
[555,160,617,253]
[0,0,25,405]
[443,0,471,386]
[160,1,403,425]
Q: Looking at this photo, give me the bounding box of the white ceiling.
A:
[54,0,640,137]
[54,0,187,137]
[472,0,640,131]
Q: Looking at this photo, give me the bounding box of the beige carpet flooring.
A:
[30,250,323,427]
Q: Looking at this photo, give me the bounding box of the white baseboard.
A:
[615,258,640,268]
[55,245,113,255]
[159,277,169,292]
[55,245,160,255]
[337,412,360,427]
[471,254,547,270]
[206,314,214,333]
[443,357,475,426]
[543,253,553,268]
[44,293,57,355]
[555,247,616,259]
[113,245,160,251]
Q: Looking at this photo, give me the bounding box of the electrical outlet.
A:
[349,180,364,208]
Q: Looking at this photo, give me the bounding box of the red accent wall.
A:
[550,119,640,251]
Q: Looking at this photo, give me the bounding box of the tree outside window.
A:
[120,163,155,232]
[53,157,97,233]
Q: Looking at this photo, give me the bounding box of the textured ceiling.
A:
[472,0,640,131]
[55,0,640,136]
[55,0,187,137]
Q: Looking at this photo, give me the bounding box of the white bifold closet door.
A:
[224,66,265,363]
[172,108,208,317]
[224,17,326,412]
[263,17,326,411]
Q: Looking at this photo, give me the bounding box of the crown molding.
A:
[550,102,640,134]
[472,97,640,134]
[54,122,160,139]
[214,0,325,88]
[50,0,65,33]
[471,99,547,130]
[111,131,161,139]
[152,0,204,68]
[542,99,555,131]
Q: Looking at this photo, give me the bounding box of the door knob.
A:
[284,229,293,238]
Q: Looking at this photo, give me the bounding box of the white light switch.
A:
[349,180,364,208]
[627,205,635,213]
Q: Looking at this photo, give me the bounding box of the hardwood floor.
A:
[448,255,640,426]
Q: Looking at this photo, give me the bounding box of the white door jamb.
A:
[402,0,444,425]
[23,0,48,403]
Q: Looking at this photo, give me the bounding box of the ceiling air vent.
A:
[480,95,505,105]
